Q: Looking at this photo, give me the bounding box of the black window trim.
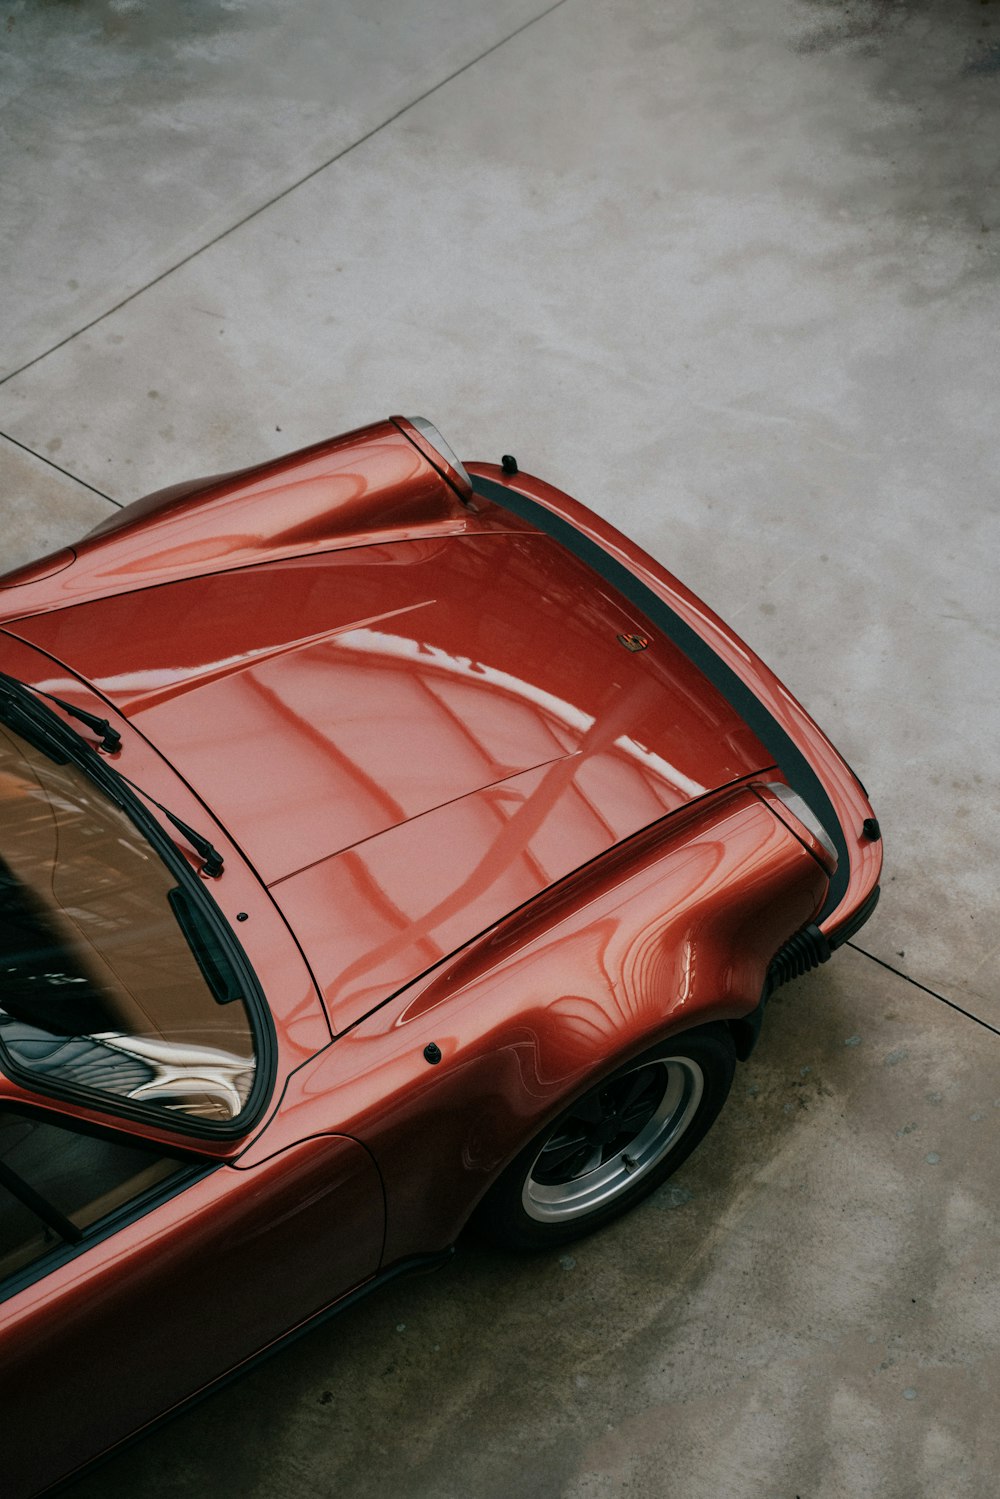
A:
[0,1098,215,1305]
[0,693,276,1141]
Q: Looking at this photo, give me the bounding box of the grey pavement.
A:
[2,0,998,1494]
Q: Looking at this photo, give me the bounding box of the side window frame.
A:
[0,712,276,1140]
[0,1100,214,1305]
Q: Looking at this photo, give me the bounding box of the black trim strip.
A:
[827,883,880,949]
[0,1100,212,1305]
[0,1163,212,1304]
[471,475,850,921]
[0,705,276,1141]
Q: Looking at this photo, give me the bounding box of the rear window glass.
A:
[0,720,256,1125]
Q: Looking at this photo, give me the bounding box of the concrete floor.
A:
[2,0,998,1494]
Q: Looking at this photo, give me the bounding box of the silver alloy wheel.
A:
[521,1056,705,1223]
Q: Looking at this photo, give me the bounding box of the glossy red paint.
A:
[463,462,881,942]
[1,419,481,620]
[0,418,881,1496]
[243,785,829,1264]
[2,1135,384,1499]
[9,531,770,898]
[0,630,329,1136]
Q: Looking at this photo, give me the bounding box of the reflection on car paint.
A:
[0,723,258,1122]
[0,418,882,1497]
[16,535,768,896]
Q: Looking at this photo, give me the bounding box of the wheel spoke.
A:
[617,1075,662,1132]
[621,1069,656,1114]
[578,1143,604,1175]
[537,1133,592,1175]
[618,1099,656,1132]
[518,1053,711,1226]
[570,1093,607,1126]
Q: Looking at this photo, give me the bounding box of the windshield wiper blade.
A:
[168,887,242,1002]
[0,678,70,765]
[0,670,120,753]
[0,671,224,877]
[110,767,225,878]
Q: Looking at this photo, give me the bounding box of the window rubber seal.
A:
[0,708,276,1144]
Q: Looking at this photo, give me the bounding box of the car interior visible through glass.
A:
[0,721,256,1123]
[0,1106,190,1284]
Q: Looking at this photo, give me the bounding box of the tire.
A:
[473,1024,736,1250]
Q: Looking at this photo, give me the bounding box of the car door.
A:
[0,1103,384,1497]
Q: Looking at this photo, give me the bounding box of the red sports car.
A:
[0,417,880,1495]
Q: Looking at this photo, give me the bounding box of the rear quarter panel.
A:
[243,786,828,1265]
[467,464,882,939]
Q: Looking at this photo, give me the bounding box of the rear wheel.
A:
[473,1025,735,1249]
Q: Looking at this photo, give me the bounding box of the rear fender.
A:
[260,785,828,1262]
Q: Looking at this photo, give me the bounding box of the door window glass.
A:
[0,1106,190,1285]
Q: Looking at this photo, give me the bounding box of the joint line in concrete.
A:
[0,0,574,391]
[847,941,1000,1040]
[1,430,117,506]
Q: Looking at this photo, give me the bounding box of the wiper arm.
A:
[111,768,225,878]
[150,801,225,879]
[0,675,70,765]
[0,670,120,753]
[39,691,120,753]
[0,671,224,878]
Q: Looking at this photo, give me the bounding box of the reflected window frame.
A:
[0,707,276,1142]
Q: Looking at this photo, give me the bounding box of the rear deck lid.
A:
[11,532,769,878]
[11,531,773,1026]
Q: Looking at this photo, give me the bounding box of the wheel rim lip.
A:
[521,1056,705,1223]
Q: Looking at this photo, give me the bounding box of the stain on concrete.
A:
[793,0,908,56]
[31,0,238,51]
[963,38,1000,73]
[784,0,1000,278]
[654,1184,694,1209]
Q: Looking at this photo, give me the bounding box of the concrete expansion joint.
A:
[0,429,117,506]
[0,0,574,396]
[846,941,1000,1041]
